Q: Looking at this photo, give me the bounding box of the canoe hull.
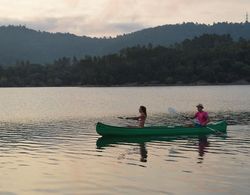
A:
[96,121,227,136]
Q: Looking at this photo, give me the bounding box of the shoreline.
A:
[0,82,249,88]
[81,81,250,87]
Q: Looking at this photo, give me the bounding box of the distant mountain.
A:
[1,22,250,64]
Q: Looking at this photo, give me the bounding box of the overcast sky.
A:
[0,0,249,37]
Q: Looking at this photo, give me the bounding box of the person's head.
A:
[139,106,147,116]
[196,104,204,112]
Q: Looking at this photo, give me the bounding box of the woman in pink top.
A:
[192,104,209,127]
[126,106,147,128]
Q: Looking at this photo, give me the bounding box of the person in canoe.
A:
[192,104,209,127]
[125,106,147,128]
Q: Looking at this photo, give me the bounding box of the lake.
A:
[0,86,250,194]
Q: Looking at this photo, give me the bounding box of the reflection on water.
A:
[0,116,250,194]
[139,143,147,162]
[96,134,228,165]
[0,86,250,194]
[198,136,209,158]
[95,127,250,195]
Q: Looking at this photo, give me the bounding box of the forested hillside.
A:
[0,34,249,87]
[0,22,250,64]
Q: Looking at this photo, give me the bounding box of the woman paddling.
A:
[125,106,147,128]
[192,104,209,127]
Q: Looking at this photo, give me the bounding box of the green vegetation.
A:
[1,22,250,64]
[0,34,250,87]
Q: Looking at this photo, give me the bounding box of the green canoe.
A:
[96,121,227,136]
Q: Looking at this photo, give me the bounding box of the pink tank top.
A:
[195,111,208,125]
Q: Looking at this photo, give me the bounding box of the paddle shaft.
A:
[181,113,222,134]
[118,116,137,120]
[205,126,223,134]
[168,107,222,134]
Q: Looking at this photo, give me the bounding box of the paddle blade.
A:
[168,107,177,115]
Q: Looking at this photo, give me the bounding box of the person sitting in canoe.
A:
[125,106,147,128]
[192,104,209,127]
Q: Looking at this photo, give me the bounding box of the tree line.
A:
[0,34,249,87]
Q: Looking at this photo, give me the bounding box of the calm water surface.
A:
[0,86,250,195]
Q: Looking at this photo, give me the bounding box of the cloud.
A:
[0,16,146,37]
[0,0,249,37]
[63,0,81,7]
[109,22,146,33]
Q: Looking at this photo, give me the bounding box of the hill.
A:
[0,22,250,64]
[0,34,249,87]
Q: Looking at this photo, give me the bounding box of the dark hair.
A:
[140,106,147,117]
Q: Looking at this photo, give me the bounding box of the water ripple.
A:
[0,112,250,195]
